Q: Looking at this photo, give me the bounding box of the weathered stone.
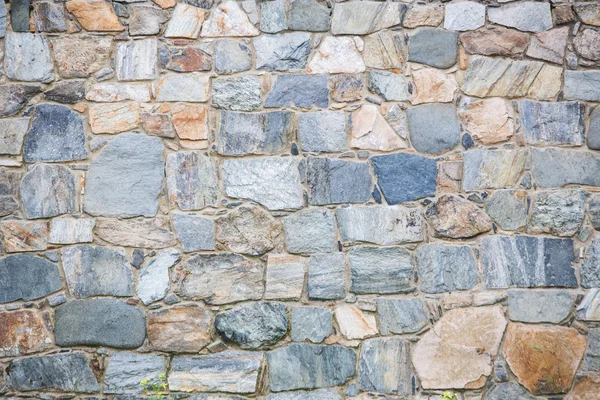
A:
[308,36,365,74]
[308,253,345,300]
[504,323,586,395]
[404,3,444,28]
[0,169,20,218]
[104,352,165,394]
[298,111,347,153]
[201,1,259,37]
[0,84,41,117]
[212,75,261,111]
[488,2,552,32]
[578,289,600,321]
[10,0,29,32]
[349,246,412,294]
[576,4,600,26]
[116,39,157,81]
[0,310,52,357]
[461,26,529,56]
[588,107,600,150]
[127,4,168,35]
[4,33,54,83]
[565,70,600,101]
[0,221,48,253]
[507,290,572,323]
[268,389,341,400]
[583,328,600,372]
[66,0,124,31]
[413,306,507,389]
[8,353,99,393]
[359,337,410,395]
[567,375,600,400]
[485,382,541,400]
[20,165,75,219]
[0,254,58,300]
[45,80,86,104]
[480,235,577,288]
[412,68,458,104]
[265,254,306,300]
[177,253,264,304]
[265,74,329,108]
[307,158,371,205]
[55,299,145,348]
[148,305,212,352]
[141,108,174,137]
[166,151,219,210]
[532,148,600,188]
[417,244,478,293]
[459,97,514,144]
[371,153,437,204]
[592,195,600,230]
[444,2,485,31]
[520,100,584,146]
[171,103,208,140]
[89,102,140,134]
[23,104,87,163]
[87,82,151,102]
[575,28,600,63]
[138,249,180,305]
[161,44,212,72]
[169,352,263,393]
[330,74,362,102]
[218,111,292,155]
[291,307,331,343]
[95,217,177,248]
[156,73,211,101]
[383,106,409,142]
[463,149,526,190]
[485,190,527,231]
[528,190,587,237]
[350,104,408,151]
[261,0,287,33]
[408,28,458,69]
[164,3,205,38]
[366,71,409,101]
[254,32,311,71]
[51,36,113,78]
[49,217,94,244]
[61,245,133,298]
[268,344,356,391]
[527,26,568,64]
[173,213,214,252]
[582,238,600,288]
[335,304,378,340]
[426,194,492,239]
[377,298,429,335]
[362,30,406,70]
[407,103,460,155]
[283,208,336,253]
[331,2,402,35]
[214,39,252,74]
[289,0,329,31]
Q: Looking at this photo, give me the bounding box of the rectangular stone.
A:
[377,298,429,335]
[95,217,177,249]
[532,148,600,188]
[331,2,402,35]
[565,70,600,101]
[520,101,585,146]
[116,39,158,81]
[265,254,306,300]
[0,220,48,252]
[463,149,526,191]
[49,217,95,244]
[156,73,210,102]
[308,253,345,300]
[86,82,151,102]
[89,102,140,134]
[350,247,413,294]
[359,337,411,395]
[507,290,573,324]
[104,352,166,394]
[307,158,372,205]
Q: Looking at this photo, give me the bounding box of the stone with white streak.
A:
[164,3,205,38]
[331,2,402,35]
[335,304,378,340]
[362,30,406,69]
[201,1,259,37]
[89,103,140,134]
[137,249,181,305]
[166,151,219,210]
[350,104,408,151]
[463,149,526,190]
[49,217,95,244]
[265,254,306,300]
[307,36,365,74]
[156,73,210,102]
[116,39,158,81]
[104,352,166,394]
[377,298,429,334]
[359,337,411,395]
[95,217,177,248]
[350,246,413,294]
[367,71,410,101]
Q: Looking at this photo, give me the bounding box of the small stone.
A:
[330,74,362,102]
[588,108,600,150]
[298,111,347,153]
[214,39,252,74]
[0,254,61,303]
[417,244,478,293]
[485,190,527,231]
[212,75,261,111]
[0,84,41,117]
[104,352,165,394]
[283,209,336,253]
[363,30,406,70]
[95,217,177,248]
[201,1,259,37]
[407,103,460,155]
[51,36,113,78]
[366,71,409,101]
[289,0,329,31]
[403,3,444,28]
[444,2,485,31]
[265,74,329,108]
[463,149,526,190]
[331,1,402,35]
[4,33,54,82]
[488,2,553,32]
[459,97,514,144]
[89,102,140,134]
[568,375,600,400]
[520,100,585,146]
[350,246,413,294]
[161,44,212,72]
[575,28,600,62]
[591,195,600,230]
[20,164,75,220]
[408,28,458,69]
[335,304,378,340]
[377,298,429,335]
[359,337,410,395]
[86,82,151,102]
[265,254,306,301]
[411,68,458,104]
[532,148,600,188]
[307,158,372,205]
[164,3,205,38]
[66,0,124,31]
[166,151,218,210]
[385,104,409,139]
[49,217,95,244]
[578,289,600,321]
[173,213,214,252]
[527,26,568,64]
[582,238,600,288]
[350,104,408,151]
[44,80,85,104]
[0,2,5,37]
[575,4,600,26]
[0,310,53,357]
[116,39,158,81]
[508,290,573,323]
[254,32,311,71]
[460,26,529,56]
[291,307,331,343]
[308,36,365,74]
[528,190,587,237]
[0,221,48,253]
[426,194,492,239]
[261,0,287,33]
[10,0,29,32]
[554,4,575,25]
[156,73,210,101]
[141,110,174,138]
[485,382,541,400]
[137,249,180,305]
[308,253,345,300]
[147,305,211,352]
[128,4,168,36]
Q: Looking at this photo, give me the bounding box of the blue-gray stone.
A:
[487,2,552,32]
[218,111,293,155]
[44,80,86,104]
[214,39,252,74]
[532,148,600,188]
[268,344,356,391]
[265,74,329,108]
[289,0,330,31]
[350,246,413,294]
[371,152,437,204]
[480,235,577,289]
[0,254,62,303]
[284,208,337,253]
[485,190,527,231]
[507,289,573,323]
[291,307,332,343]
[11,0,30,32]
[377,298,429,335]
[588,107,600,150]
[0,1,5,37]
[520,100,585,146]
[308,253,345,300]
[485,382,541,400]
[417,244,478,293]
[565,70,600,101]
[173,213,215,252]
[359,337,410,395]
[298,111,347,153]
[54,299,146,349]
[104,352,166,394]
[408,28,458,69]
[307,157,372,205]
[254,32,311,71]
[407,103,460,155]
[23,104,88,163]
[261,0,287,33]
[33,2,67,32]
[5,32,54,82]
[463,149,526,190]
[367,71,410,101]
[583,328,600,372]
[462,133,474,149]
[20,164,76,219]
[582,238,600,288]
[267,389,342,400]
[212,75,262,111]
[0,84,41,117]
[528,189,587,237]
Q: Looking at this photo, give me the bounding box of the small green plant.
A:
[440,392,458,400]
[140,373,168,400]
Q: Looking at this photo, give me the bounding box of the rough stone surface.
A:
[66,0,124,31]
[0,220,48,253]
[137,249,181,304]
[4,33,54,83]
[283,208,336,253]
[527,27,569,64]
[417,244,478,293]
[201,1,259,37]
[367,71,409,101]
[298,111,347,153]
[214,39,252,74]
[265,74,329,108]
[488,2,553,32]
[212,75,261,111]
[307,158,372,205]
[359,337,410,395]
[147,305,212,352]
[335,304,378,340]
[116,39,158,81]
[350,104,408,151]
[95,217,177,248]
[426,194,493,239]
[166,151,219,210]
[461,26,529,56]
[331,2,402,35]
[156,73,210,102]
[508,290,573,323]
[528,190,587,237]
[407,103,460,155]
[173,213,215,252]
[349,246,413,294]
[377,298,429,335]
[308,36,365,74]
[218,111,293,155]
[459,97,514,144]
[485,190,527,231]
[254,32,311,71]
[164,3,205,38]
[0,84,41,117]
[291,307,331,343]
[265,254,305,300]
[520,100,585,146]
[51,36,113,78]
[532,148,600,188]
[412,68,458,104]
[444,2,485,31]
[0,254,62,303]
[565,70,600,101]
[289,0,329,31]
[308,253,345,300]
[409,28,458,69]
[0,310,53,357]
[20,164,76,219]
[463,149,526,190]
[104,352,165,394]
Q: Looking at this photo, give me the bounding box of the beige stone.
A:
[179,140,209,150]
[66,0,124,31]
[152,0,176,8]
[412,68,458,104]
[567,375,600,400]
[50,36,113,78]
[526,27,569,65]
[164,3,205,39]
[201,1,259,37]
[0,220,48,252]
[577,288,600,321]
[575,4,600,26]
[171,103,208,141]
[362,30,406,70]
[460,26,529,56]
[0,310,52,357]
[350,104,408,151]
[459,98,514,144]
[147,305,212,352]
[89,103,140,134]
[403,3,444,28]
[438,161,463,193]
[86,83,151,103]
[95,217,177,248]
[265,254,306,301]
[307,36,366,74]
[413,306,507,389]
[335,304,378,340]
[527,64,562,100]
[426,194,493,239]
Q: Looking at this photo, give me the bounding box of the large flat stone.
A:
[408,28,458,69]
[460,26,529,56]
[363,30,406,69]
[200,1,259,37]
[289,0,329,31]
[331,1,402,35]
[95,217,177,248]
[291,307,331,343]
[212,75,262,111]
[0,220,48,253]
[463,149,526,190]
[116,39,158,81]
[532,148,600,188]
[173,213,215,252]
[166,151,219,210]
[0,118,28,155]
[350,104,408,151]
[459,98,515,144]
[104,352,166,394]
[359,337,410,395]
[377,298,429,335]
[214,39,252,74]
[426,194,492,239]
[307,253,345,300]
[265,74,329,108]
[4,33,54,82]
[88,102,140,133]
[307,36,365,74]
[307,158,372,205]
[164,3,205,38]
[137,249,181,305]
[51,35,113,78]
[0,310,52,357]
[267,389,341,400]
[417,244,478,293]
[349,246,413,294]
[528,189,587,237]
[0,84,41,117]
[298,111,347,153]
[488,2,553,32]
[265,254,306,301]
[156,73,210,102]
[335,304,378,340]
[147,305,212,352]
[254,32,311,71]
[20,165,76,219]
[507,290,573,323]
[283,208,336,253]
[65,0,124,31]
[520,100,585,146]
[0,254,62,303]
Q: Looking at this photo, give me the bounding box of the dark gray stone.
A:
[371,152,437,204]
[583,238,600,288]
[215,302,288,349]
[507,289,573,323]
[0,254,62,303]
[565,70,600,101]
[212,75,262,111]
[583,328,600,372]
[8,353,99,393]
[289,0,330,32]
[11,0,30,32]
[0,1,5,37]
[20,164,76,219]
[261,0,287,33]
[350,246,413,294]
[23,104,88,163]
[218,111,293,155]
[214,39,252,74]
[265,74,329,108]
[291,307,332,343]
[520,100,585,146]
[417,244,478,293]
[173,213,215,252]
[485,190,527,231]
[485,382,541,400]
[408,28,458,69]
[283,208,337,253]
[532,148,600,188]
[308,253,345,300]
[254,33,311,71]
[528,189,587,237]
[407,103,460,155]
[588,107,600,150]
[0,84,41,117]
[104,352,166,394]
[54,299,146,348]
[359,337,410,395]
[377,298,429,335]
[44,80,85,104]
[480,235,577,289]
[307,157,372,205]
[298,111,347,153]
[268,344,356,391]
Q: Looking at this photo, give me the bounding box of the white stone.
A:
[116,39,158,81]
[49,217,95,244]
[164,3,205,38]
[201,1,259,37]
[86,83,151,102]
[444,2,486,31]
[308,36,366,74]
[155,73,210,102]
[137,249,181,305]
[335,304,378,340]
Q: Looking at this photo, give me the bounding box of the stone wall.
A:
[1,0,600,399]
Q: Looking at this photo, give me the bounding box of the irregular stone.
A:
[254,32,311,71]
[161,44,212,72]
[0,84,41,117]
[8,353,99,393]
[268,389,341,400]
[104,352,165,394]
[4,33,54,82]
[504,323,586,395]
[350,104,408,151]
[417,244,478,293]
[507,290,572,323]
[44,80,86,104]
[128,4,169,35]
[413,306,507,389]
[49,217,94,244]
[565,70,600,101]
[485,190,527,231]
[408,28,458,69]
[575,28,600,63]
[567,375,600,400]
[578,289,600,321]
[527,26,568,64]
[86,83,150,102]
[261,0,287,33]
[403,3,444,28]
[463,149,526,190]
[330,73,362,102]
[362,30,406,70]
[289,0,329,31]
[141,108,174,138]
[485,382,541,400]
[147,305,212,352]
[307,253,345,300]
[528,190,587,237]
[156,73,210,101]
[592,195,600,230]
[216,205,282,256]
[201,1,259,37]
[212,75,261,111]
[214,39,252,74]
[0,310,52,357]
[0,254,61,303]
[459,97,514,144]
[89,102,140,133]
[480,235,577,288]
[116,39,157,81]
[576,4,600,26]
[377,298,429,335]
[488,2,553,32]
[582,238,600,288]
[138,249,180,305]
[532,148,600,188]
[283,208,336,253]
[335,304,378,340]
[66,0,124,31]
[308,36,365,74]
[169,352,262,393]
[20,165,75,220]
[50,36,113,78]
[291,307,331,343]
[407,103,460,155]
[55,299,145,348]
[265,74,329,108]
[95,217,177,248]
[426,194,492,239]
[173,213,214,252]
[331,2,402,35]
[165,151,219,210]
[366,71,409,101]
[171,103,208,140]
[460,26,529,56]
[349,246,412,294]
[268,344,356,391]
[307,158,372,205]
[298,111,347,153]
[164,3,205,38]
[444,1,485,31]
[0,220,47,253]
[583,328,600,372]
[265,254,306,300]
[411,68,458,104]
[588,107,600,150]
[177,253,264,304]
[520,100,584,146]
[359,337,410,395]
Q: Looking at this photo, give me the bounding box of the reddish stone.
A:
[0,220,48,252]
[66,0,125,31]
[0,310,52,357]
[461,26,529,56]
[164,46,212,72]
[147,305,212,352]
[171,103,209,141]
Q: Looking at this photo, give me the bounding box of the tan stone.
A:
[335,304,378,340]
[575,4,600,26]
[89,103,140,134]
[413,306,507,390]
[460,26,529,56]
[179,140,209,150]
[86,83,151,103]
[362,30,406,70]
[147,305,212,352]
[140,105,175,138]
[527,26,569,65]
[426,194,493,239]
[66,0,124,31]
[307,36,366,74]
[95,217,177,249]
[459,98,514,144]
[152,0,176,8]
[504,323,586,395]
[567,375,600,400]
[350,104,408,151]
[171,103,208,141]
[164,3,205,39]
[412,68,458,104]
[0,310,52,357]
[0,220,48,252]
[403,3,444,28]
[527,64,562,100]
[265,254,306,301]
[50,36,112,78]
[200,1,259,37]
[438,161,463,193]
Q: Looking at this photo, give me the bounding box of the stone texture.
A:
[265,254,306,300]
[291,307,331,343]
[283,208,336,253]
[0,84,41,117]
[66,0,124,31]
[583,328,600,372]
[0,310,52,357]
[567,375,600,400]
[331,2,402,35]
[362,30,406,70]
[359,337,410,395]
[350,104,408,151]
[507,290,572,323]
[377,298,429,335]
[87,83,151,102]
[218,111,293,155]
[532,148,600,188]
[330,74,362,102]
[89,102,140,134]
[45,80,85,103]
[307,158,372,205]
[444,2,485,31]
[461,26,529,56]
[408,28,458,69]
[156,73,210,102]
[426,194,493,239]
[488,2,553,32]
[404,4,444,28]
[0,254,61,303]
[528,190,587,237]
[582,238,600,288]
[164,3,205,38]
[214,39,252,74]
[20,164,75,219]
[147,305,212,352]
[49,217,94,244]
[576,4,600,26]
[407,103,460,155]
[527,26,568,64]
[349,246,413,294]
[104,352,165,394]
[161,45,212,72]
[138,249,180,304]
[308,36,365,74]
[412,68,458,104]
[201,1,259,37]
[459,97,514,144]
[463,149,526,190]
[588,107,600,150]
[335,304,378,340]
[0,221,48,253]
[565,71,600,101]
[128,4,169,36]
[367,71,409,101]
[417,244,478,293]
[166,151,219,210]
[173,213,215,252]
[171,103,208,140]
[51,36,113,78]
[95,217,177,248]
[307,253,345,300]
[574,28,600,61]
[289,0,329,31]
[254,32,311,71]
[4,33,54,83]
[485,190,527,231]
[592,195,600,230]
[520,100,585,146]
[116,39,158,81]
[578,289,600,321]
[485,382,542,400]
[261,0,286,33]
[212,75,261,111]
[298,111,347,152]
[265,74,329,108]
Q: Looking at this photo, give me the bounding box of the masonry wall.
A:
[1,0,600,399]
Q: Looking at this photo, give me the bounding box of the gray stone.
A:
[212,75,262,111]
[407,103,461,155]
[417,244,478,293]
[214,39,252,74]
[485,190,527,231]
[583,328,600,372]
[520,100,585,146]
[408,28,458,69]
[218,111,293,155]
[4,33,54,82]
[61,245,133,299]
[267,389,341,400]
[215,302,288,349]
[331,1,402,35]
[0,169,19,217]
[261,0,287,33]
[582,238,600,288]
[588,107,600,150]
[0,84,41,117]
[116,39,158,81]
[265,74,329,108]
[284,208,337,253]
[289,0,330,31]
[350,246,413,294]
[95,217,177,249]
[444,1,485,31]
[49,217,95,244]
[565,70,600,101]
[367,71,410,101]
[173,213,215,252]
[254,33,311,71]
[298,111,347,153]
[359,337,411,395]
[371,152,437,204]
[104,352,166,394]
[138,249,181,305]
[128,4,168,36]
[223,158,303,210]
[377,298,429,335]
[330,73,362,102]
[363,30,407,70]
[307,158,372,205]
[8,353,99,393]
[44,80,86,104]
[268,344,356,391]
[11,0,30,31]
[488,2,553,32]
[532,148,600,188]
[480,235,577,289]
[591,195,600,230]
[308,253,345,300]
[528,190,587,237]
[156,73,209,102]
[166,151,219,210]
[85,134,163,218]
[0,254,62,303]
[507,290,573,323]
[485,382,541,400]
[33,2,67,32]
[54,299,146,348]
[23,104,88,163]
[0,1,5,37]
[291,307,332,343]
[20,164,76,219]
[463,149,526,190]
